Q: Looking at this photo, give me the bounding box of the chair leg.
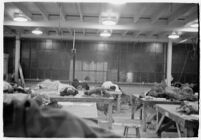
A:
[124,127,129,137]
[136,127,141,138]
[123,127,127,136]
[125,127,129,137]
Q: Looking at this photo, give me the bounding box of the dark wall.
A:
[3,37,199,83]
[4,37,15,74]
[172,43,199,83]
[71,41,166,82]
[20,39,72,80]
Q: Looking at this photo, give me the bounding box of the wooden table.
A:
[34,89,115,128]
[50,95,114,129]
[4,93,31,103]
[59,102,98,119]
[106,90,122,112]
[131,94,181,131]
[59,102,98,127]
[155,104,199,137]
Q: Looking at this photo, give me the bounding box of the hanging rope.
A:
[58,3,63,40]
[72,30,76,80]
[73,30,76,50]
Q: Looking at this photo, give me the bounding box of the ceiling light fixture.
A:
[32,28,43,35]
[101,17,118,26]
[168,32,180,39]
[179,39,188,43]
[190,23,199,28]
[100,30,112,37]
[13,13,28,22]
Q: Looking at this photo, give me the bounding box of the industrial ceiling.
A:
[3,2,199,43]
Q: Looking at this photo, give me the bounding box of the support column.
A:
[166,39,172,86]
[72,30,76,80]
[72,50,76,80]
[117,55,120,82]
[14,35,20,82]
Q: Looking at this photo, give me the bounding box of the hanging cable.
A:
[58,3,63,40]
[73,30,75,50]
[72,30,76,80]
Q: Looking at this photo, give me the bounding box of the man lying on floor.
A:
[3,94,121,138]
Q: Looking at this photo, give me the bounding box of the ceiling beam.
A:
[4,33,169,43]
[62,29,72,36]
[146,31,159,38]
[76,3,83,22]
[168,4,196,25]
[34,2,49,21]
[151,4,169,24]
[4,26,16,35]
[159,32,170,38]
[133,4,147,23]
[57,3,74,36]
[67,29,73,35]
[75,3,84,35]
[38,28,47,36]
[184,11,198,25]
[133,31,143,38]
[57,3,66,21]
[12,2,32,20]
[4,14,13,21]
[122,31,129,36]
[96,30,99,36]
[55,28,60,35]
[4,20,198,33]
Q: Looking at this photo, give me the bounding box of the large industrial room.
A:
[2,1,200,138]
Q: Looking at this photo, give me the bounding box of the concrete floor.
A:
[98,104,179,138]
[97,83,179,138]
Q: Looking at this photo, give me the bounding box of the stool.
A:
[113,120,141,138]
[123,124,141,138]
[98,120,111,129]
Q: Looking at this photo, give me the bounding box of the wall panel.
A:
[3,37,199,83]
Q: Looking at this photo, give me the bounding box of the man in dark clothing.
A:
[72,78,90,90]
[71,79,80,89]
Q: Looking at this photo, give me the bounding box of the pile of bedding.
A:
[31,80,127,112]
[35,79,59,90]
[84,81,122,98]
[3,81,31,94]
[176,101,199,115]
[145,82,198,101]
[33,79,79,96]
[72,79,90,90]
[84,87,111,98]
[31,79,90,108]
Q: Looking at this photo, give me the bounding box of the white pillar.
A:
[14,35,20,82]
[166,39,172,86]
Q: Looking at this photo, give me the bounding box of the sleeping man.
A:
[84,81,122,97]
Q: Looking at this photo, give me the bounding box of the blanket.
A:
[146,82,198,101]
[3,99,120,138]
